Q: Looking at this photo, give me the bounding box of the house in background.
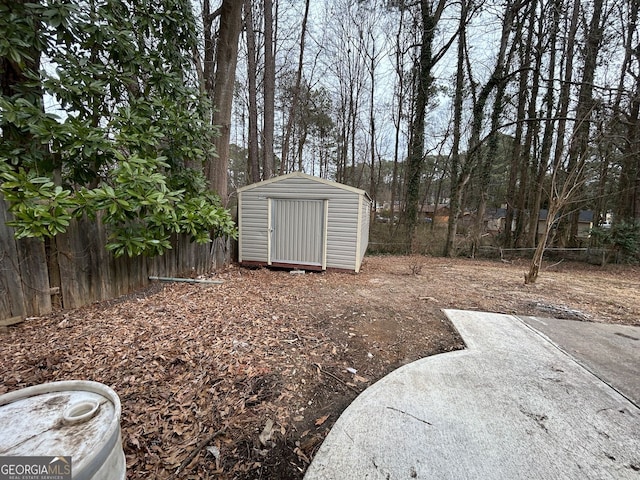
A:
[537,209,594,240]
[485,207,508,234]
[422,203,451,225]
[483,208,594,242]
[237,172,371,273]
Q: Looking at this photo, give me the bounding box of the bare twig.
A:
[545,259,564,270]
[148,276,224,285]
[168,426,228,480]
[313,363,360,394]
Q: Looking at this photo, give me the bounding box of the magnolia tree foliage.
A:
[0,0,236,257]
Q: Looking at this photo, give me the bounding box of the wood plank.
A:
[0,316,24,326]
[0,198,26,320]
[56,217,88,309]
[46,237,62,309]
[15,237,51,316]
[82,219,103,303]
[55,222,76,309]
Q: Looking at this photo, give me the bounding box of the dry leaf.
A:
[293,447,310,464]
[258,419,274,446]
[314,414,330,426]
[206,446,220,460]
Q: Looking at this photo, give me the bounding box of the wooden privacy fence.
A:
[0,199,228,323]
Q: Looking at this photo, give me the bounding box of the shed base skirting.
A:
[239,261,357,273]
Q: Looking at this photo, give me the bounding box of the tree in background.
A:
[279,0,311,175]
[203,0,243,204]
[244,0,261,184]
[262,0,276,179]
[611,0,640,224]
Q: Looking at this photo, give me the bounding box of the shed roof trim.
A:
[238,172,371,199]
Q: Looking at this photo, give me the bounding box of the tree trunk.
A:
[389,4,406,229]
[514,2,539,248]
[544,0,578,247]
[404,0,447,241]
[244,0,260,184]
[527,0,560,247]
[202,0,216,98]
[206,0,243,203]
[280,0,310,174]
[618,72,640,221]
[444,0,468,256]
[560,0,604,246]
[368,35,377,210]
[614,0,640,222]
[350,86,360,185]
[448,0,517,256]
[476,3,522,254]
[525,211,555,284]
[262,0,275,179]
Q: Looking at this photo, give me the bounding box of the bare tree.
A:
[444,0,468,256]
[471,2,523,256]
[611,0,640,223]
[558,0,605,245]
[389,1,409,227]
[279,0,310,174]
[525,158,587,283]
[503,1,536,249]
[323,0,370,186]
[445,0,518,256]
[525,0,561,248]
[404,0,452,241]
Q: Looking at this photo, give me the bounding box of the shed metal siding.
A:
[356,198,371,272]
[271,199,324,266]
[238,173,369,271]
[238,191,269,263]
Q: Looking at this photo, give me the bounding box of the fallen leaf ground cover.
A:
[1,255,638,478]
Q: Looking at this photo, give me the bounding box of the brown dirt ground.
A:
[1,255,639,479]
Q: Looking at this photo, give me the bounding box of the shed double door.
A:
[269,199,326,267]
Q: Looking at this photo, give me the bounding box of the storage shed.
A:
[238,172,371,272]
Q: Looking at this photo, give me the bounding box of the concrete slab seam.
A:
[516,316,640,410]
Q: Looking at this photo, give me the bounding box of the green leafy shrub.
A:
[0,0,236,257]
[0,166,76,239]
[590,221,640,264]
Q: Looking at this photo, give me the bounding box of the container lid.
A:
[0,381,121,479]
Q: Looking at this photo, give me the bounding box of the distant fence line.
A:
[367,239,615,264]
[476,246,613,264]
[0,198,228,323]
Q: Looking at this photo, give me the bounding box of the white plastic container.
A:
[0,380,126,480]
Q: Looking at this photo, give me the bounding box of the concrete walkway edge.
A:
[305,309,640,480]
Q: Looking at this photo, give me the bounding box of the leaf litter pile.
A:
[1,255,639,478]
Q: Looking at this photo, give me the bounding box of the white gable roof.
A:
[237,172,370,199]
